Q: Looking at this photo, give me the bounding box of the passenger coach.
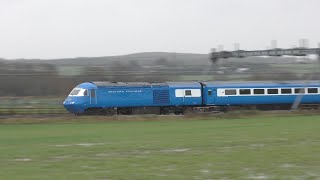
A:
[202,81,320,109]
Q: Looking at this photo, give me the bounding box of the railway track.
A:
[0,114,71,119]
[0,110,319,120]
[0,107,69,118]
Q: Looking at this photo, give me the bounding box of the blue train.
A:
[63,81,320,115]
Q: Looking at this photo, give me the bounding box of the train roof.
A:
[87,81,320,89]
[166,82,201,88]
[90,81,201,88]
[202,81,320,88]
[76,82,98,89]
[91,81,168,88]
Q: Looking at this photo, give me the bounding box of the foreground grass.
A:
[0,115,319,179]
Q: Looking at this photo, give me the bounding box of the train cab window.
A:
[69,88,88,96]
[185,90,192,96]
[239,89,250,95]
[267,89,278,94]
[70,89,80,95]
[294,88,305,94]
[281,88,292,94]
[225,89,237,95]
[83,89,88,96]
[307,88,318,94]
[253,89,265,95]
[208,90,212,96]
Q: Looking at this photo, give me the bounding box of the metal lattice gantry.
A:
[210,45,320,63]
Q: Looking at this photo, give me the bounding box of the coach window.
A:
[225,89,237,95]
[307,88,318,94]
[253,89,265,95]
[208,90,212,96]
[185,90,192,96]
[267,89,278,95]
[239,89,250,95]
[294,88,305,94]
[281,88,292,94]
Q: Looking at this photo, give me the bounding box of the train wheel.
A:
[174,109,183,115]
[117,108,132,115]
[160,107,169,115]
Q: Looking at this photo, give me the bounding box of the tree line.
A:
[0,59,318,97]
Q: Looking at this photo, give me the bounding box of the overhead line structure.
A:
[210,47,320,63]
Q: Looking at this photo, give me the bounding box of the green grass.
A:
[270,63,320,74]
[0,115,320,179]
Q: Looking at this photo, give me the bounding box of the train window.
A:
[208,90,212,96]
[253,89,265,95]
[281,88,292,94]
[83,90,88,96]
[225,89,237,95]
[294,88,305,94]
[239,89,250,95]
[91,90,96,98]
[185,90,192,96]
[267,89,278,94]
[308,88,318,94]
[70,89,80,95]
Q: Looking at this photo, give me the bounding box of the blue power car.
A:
[63,81,202,115]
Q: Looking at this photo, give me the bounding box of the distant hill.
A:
[5,52,209,66]
[2,52,307,66]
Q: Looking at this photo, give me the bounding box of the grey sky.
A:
[0,0,319,59]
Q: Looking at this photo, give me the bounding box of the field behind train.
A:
[0,115,320,179]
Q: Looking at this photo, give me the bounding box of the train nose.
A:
[63,98,85,113]
[63,97,87,114]
[63,101,77,113]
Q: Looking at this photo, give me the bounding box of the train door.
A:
[206,88,216,105]
[90,89,97,104]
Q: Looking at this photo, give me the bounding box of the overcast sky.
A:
[0,0,319,59]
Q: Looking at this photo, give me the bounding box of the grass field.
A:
[270,63,320,74]
[0,115,320,179]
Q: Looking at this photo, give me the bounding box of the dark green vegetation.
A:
[0,115,319,179]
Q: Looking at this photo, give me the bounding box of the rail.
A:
[0,107,68,115]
